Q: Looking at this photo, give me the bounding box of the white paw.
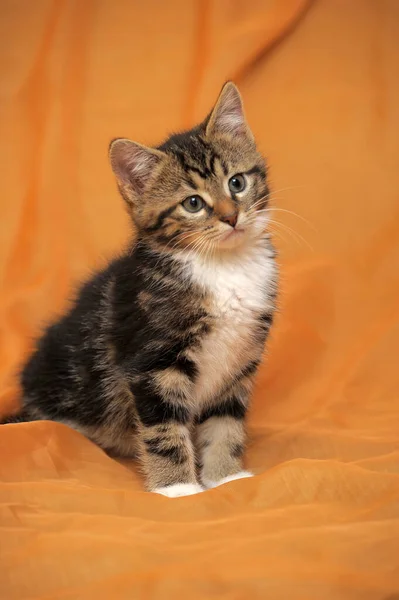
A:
[203,470,254,489]
[153,483,204,498]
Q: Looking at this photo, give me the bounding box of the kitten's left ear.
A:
[205,82,254,140]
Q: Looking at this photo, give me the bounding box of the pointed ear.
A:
[206,82,253,140]
[109,138,164,203]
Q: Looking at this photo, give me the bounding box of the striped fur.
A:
[2,83,278,496]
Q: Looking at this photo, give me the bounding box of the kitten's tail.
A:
[0,407,37,425]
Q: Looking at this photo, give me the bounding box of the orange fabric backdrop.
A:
[1,1,399,598]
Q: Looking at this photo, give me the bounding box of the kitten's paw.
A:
[203,470,254,489]
[153,483,204,498]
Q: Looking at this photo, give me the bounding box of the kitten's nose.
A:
[220,213,238,228]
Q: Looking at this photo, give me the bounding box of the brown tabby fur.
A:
[3,83,277,496]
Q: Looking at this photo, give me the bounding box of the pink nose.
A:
[220,213,238,228]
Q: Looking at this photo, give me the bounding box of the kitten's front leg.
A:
[196,369,256,489]
[140,422,201,497]
[130,373,202,497]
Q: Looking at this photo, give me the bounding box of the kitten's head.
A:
[109,82,269,255]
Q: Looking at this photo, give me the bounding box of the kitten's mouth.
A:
[217,227,248,249]
[220,227,245,242]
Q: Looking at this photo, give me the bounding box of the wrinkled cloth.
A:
[1,1,399,598]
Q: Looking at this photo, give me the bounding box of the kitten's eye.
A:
[228,174,246,194]
[182,195,205,213]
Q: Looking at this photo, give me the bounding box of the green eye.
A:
[182,195,205,213]
[228,174,246,194]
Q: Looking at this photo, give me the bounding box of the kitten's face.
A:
[110,83,269,256]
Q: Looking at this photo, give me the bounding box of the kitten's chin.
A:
[217,228,247,250]
[216,225,265,251]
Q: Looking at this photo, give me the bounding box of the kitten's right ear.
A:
[109,138,164,203]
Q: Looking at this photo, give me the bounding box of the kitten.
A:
[2,83,277,497]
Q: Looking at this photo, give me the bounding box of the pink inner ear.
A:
[210,85,247,137]
[111,140,161,193]
[126,147,156,182]
[218,95,244,132]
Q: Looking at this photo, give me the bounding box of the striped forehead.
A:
[180,158,228,209]
[171,139,227,180]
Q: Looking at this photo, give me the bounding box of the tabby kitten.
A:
[3,83,277,497]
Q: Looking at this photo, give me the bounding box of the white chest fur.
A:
[185,243,276,406]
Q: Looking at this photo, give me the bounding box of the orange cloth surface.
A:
[1,1,399,598]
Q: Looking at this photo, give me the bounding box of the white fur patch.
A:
[204,471,253,489]
[183,242,276,405]
[153,483,204,498]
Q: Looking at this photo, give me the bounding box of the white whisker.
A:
[268,184,308,196]
[267,219,314,251]
[268,208,316,231]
